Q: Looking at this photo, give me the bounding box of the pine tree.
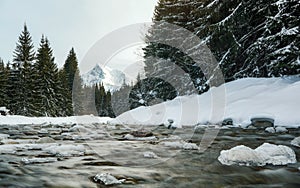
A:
[11,24,36,115]
[63,48,83,115]
[105,90,115,117]
[34,36,64,116]
[111,84,132,116]
[144,0,210,96]
[0,58,8,107]
[58,69,73,116]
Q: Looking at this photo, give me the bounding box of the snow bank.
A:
[111,77,300,128]
[218,143,297,166]
[0,115,113,125]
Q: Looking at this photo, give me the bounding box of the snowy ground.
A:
[0,115,112,126]
[111,77,300,128]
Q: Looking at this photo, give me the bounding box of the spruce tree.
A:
[11,24,35,115]
[63,48,83,115]
[0,59,8,107]
[58,69,73,116]
[34,36,63,116]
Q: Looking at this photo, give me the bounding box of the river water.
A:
[0,123,300,187]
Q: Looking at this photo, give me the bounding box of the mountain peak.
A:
[81,64,126,91]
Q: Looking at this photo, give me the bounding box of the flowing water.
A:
[0,123,300,188]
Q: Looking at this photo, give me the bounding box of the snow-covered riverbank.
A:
[112,77,300,128]
[0,115,112,125]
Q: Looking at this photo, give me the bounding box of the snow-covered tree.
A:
[11,24,36,115]
[0,59,8,107]
[141,0,300,104]
[34,36,66,116]
[63,48,83,115]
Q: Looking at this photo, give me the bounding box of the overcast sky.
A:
[0,0,157,72]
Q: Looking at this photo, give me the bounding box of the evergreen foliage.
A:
[34,36,67,116]
[11,24,36,115]
[138,0,300,107]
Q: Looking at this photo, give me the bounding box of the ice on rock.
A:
[182,143,199,150]
[265,127,276,133]
[0,144,17,154]
[291,137,300,147]
[218,145,259,166]
[21,157,57,164]
[218,143,297,166]
[69,125,90,133]
[161,135,182,142]
[93,173,125,185]
[35,137,56,144]
[275,127,288,133]
[38,128,48,134]
[161,141,199,150]
[143,151,159,158]
[265,127,288,133]
[255,143,296,165]
[0,134,9,140]
[124,134,157,141]
[161,141,183,149]
[44,144,85,157]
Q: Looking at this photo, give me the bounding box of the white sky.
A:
[0,0,157,74]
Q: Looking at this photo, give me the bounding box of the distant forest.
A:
[0,25,115,117]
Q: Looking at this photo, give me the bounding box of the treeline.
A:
[0,24,115,117]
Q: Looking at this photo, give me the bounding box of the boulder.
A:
[130,130,153,137]
[93,173,125,185]
[250,117,274,128]
[222,118,233,126]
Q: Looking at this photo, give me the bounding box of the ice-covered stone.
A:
[0,134,9,140]
[160,135,182,142]
[143,151,159,158]
[93,173,125,185]
[250,117,275,128]
[218,143,297,166]
[291,136,300,147]
[36,137,56,144]
[44,144,85,157]
[265,127,276,133]
[124,134,157,141]
[161,141,199,150]
[182,143,199,150]
[69,125,90,133]
[38,128,49,134]
[21,157,57,164]
[265,126,288,133]
[275,127,288,133]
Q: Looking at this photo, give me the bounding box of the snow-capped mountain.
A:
[81,64,126,91]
